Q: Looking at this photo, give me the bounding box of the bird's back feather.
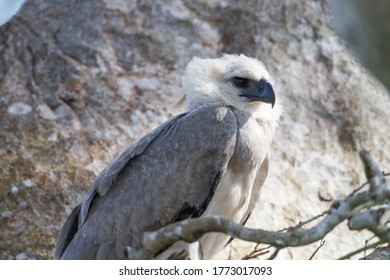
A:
[55,105,238,259]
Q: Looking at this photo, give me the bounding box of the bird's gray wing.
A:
[55,105,238,259]
[54,203,81,259]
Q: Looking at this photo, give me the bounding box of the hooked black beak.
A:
[240,79,275,108]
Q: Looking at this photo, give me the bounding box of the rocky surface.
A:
[328,0,390,91]
[0,0,389,259]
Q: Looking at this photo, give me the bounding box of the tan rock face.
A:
[0,0,389,259]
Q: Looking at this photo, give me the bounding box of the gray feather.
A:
[56,105,238,259]
[53,203,81,259]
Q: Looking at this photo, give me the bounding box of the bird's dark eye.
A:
[231,77,250,89]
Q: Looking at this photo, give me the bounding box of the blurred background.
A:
[0,0,389,260]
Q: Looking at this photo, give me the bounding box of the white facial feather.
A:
[182,54,282,122]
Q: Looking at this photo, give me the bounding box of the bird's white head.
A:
[182,54,282,122]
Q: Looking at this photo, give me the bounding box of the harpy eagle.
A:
[54,54,282,259]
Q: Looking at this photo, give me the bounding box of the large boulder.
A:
[0,0,388,259]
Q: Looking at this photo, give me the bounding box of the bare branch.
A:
[339,240,383,260]
[348,208,390,231]
[348,172,390,197]
[362,245,390,260]
[267,247,281,260]
[126,150,390,260]
[359,149,388,197]
[126,188,390,259]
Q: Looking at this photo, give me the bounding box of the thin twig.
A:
[348,181,370,197]
[348,169,389,198]
[338,240,383,260]
[291,210,329,230]
[242,244,272,260]
[309,240,326,260]
[242,249,270,260]
[364,235,377,259]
